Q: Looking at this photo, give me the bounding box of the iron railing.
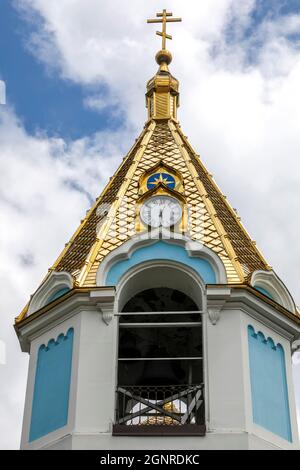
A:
[115,384,204,428]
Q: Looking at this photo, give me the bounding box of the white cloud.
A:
[0,79,6,105]
[83,91,121,115]
[0,108,132,280]
[0,106,133,449]
[2,0,300,448]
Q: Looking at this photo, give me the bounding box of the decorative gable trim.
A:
[28,271,74,316]
[251,270,296,314]
[96,229,227,287]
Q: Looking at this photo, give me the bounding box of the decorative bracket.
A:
[97,303,114,325]
[90,288,115,326]
[207,305,223,325]
[206,287,231,325]
[292,339,300,355]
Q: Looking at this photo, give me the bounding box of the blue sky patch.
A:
[217,0,300,66]
[0,2,123,140]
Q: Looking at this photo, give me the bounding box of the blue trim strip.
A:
[29,328,74,442]
[105,240,216,286]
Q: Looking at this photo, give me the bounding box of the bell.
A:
[142,402,181,426]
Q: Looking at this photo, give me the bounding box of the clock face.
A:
[140,196,182,228]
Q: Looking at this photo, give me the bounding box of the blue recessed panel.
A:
[47,287,71,304]
[247,325,292,442]
[29,328,74,442]
[254,286,273,300]
[105,240,216,286]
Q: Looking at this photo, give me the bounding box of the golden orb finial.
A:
[155,49,172,66]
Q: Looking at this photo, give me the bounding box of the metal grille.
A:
[115,384,204,426]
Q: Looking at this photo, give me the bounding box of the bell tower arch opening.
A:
[114,263,206,435]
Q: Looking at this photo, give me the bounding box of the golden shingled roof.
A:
[51,119,269,288]
[16,13,277,323]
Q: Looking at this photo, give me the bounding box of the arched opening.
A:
[114,278,205,435]
[117,262,204,313]
[119,287,202,387]
[122,287,198,313]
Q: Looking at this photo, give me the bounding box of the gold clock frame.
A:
[135,183,188,233]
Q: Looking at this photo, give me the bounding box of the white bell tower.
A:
[15,9,300,451]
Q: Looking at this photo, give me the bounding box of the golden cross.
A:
[147,9,182,50]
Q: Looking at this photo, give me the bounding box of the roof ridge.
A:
[51,121,154,276]
[76,121,157,286]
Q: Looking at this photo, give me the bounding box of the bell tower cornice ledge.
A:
[15,287,116,352]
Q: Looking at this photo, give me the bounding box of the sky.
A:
[0,0,300,449]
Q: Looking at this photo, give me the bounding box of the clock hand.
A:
[159,206,163,225]
[161,205,170,227]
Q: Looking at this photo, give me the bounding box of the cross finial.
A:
[147,9,182,51]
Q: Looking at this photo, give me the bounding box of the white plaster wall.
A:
[74,308,118,434]
[69,432,250,450]
[43,432,290,450]
[205,309,246,433]
[20,292,300,450]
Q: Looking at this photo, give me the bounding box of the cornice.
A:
[206,284,300,338]
[15,286,116,352]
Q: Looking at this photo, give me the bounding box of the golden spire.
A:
[146,10,182,120]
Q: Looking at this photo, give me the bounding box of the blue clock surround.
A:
[147,172,176,190]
